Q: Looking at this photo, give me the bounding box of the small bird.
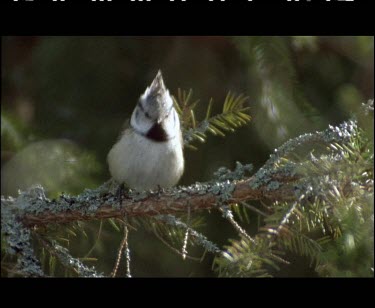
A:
[107,70,184,192]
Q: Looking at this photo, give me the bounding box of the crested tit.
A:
[107,70,184,191]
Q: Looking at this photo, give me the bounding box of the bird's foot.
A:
[156,185,165,197]
[116,183,126,207]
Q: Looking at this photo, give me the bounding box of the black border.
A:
[0,277,374,305]
[1,0,374,35]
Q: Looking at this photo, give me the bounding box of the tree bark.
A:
[20,175,298,227]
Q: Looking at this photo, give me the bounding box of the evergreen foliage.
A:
[213,102,373,277]
[173,89,251,149]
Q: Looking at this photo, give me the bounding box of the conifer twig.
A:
[219,206,255,243]
[153,229,201,261]
[182,204,191,260]
[111,221,130,278]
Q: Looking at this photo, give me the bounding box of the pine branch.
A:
[173,89,251,149]
[5,174,296,228]
[37,236,104,277]
[1,117,362,229]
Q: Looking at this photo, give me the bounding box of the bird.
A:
[107,70,184,193]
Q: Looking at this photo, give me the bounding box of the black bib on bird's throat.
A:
[146,122,170,142]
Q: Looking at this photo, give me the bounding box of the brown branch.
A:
[19,174,298,227]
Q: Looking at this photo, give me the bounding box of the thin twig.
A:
[199,249,208,263]
[241,202,269,217]
[111,221,130,278]
[219,206,255,243]
[35,234,103,277]
[276,202,298,236]
[182,204,191,260]
[156,214,222,254]
[84,219,103,258]
[124,224,131,278]
[153,229,201,262]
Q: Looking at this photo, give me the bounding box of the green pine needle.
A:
[173,89,251,148]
